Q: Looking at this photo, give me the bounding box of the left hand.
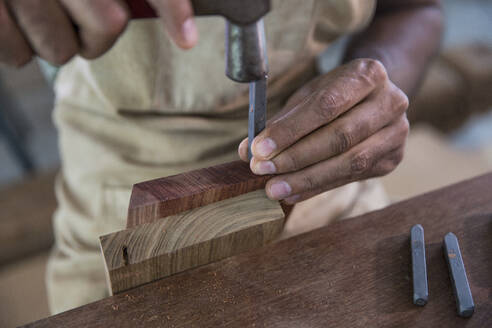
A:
[238,58,409,204]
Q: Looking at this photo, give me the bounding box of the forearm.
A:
[343,1,444,97]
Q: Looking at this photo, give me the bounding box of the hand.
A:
[239,58,409,204]
[0,0,197,67]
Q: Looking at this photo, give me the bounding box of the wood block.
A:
[101,190,284,294]
[127,161,271,228]
[407,58,467,132]
[409,44,492,133]
[442,43,492,103]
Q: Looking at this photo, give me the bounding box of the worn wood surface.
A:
[26,173,492,327]
[101,190,284,294]
[127,161,271,228]
[0,172,56,266]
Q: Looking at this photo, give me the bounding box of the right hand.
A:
[0,0,198,67]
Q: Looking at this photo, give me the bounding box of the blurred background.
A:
[1,0,491,326]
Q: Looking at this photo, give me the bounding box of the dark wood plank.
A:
[127,161,271,228]
[26,173,492,327]
[0,172,56,266]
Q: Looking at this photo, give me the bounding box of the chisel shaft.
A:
[248,78,267,160]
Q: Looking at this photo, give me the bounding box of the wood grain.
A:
[127,161,271,228]
[26,173,492,328]
[102,190,284,294]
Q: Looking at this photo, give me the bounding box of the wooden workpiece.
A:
[101,190,285,294]
[26,173,492,327]
[103,161,282,294]
[127,160,271,228]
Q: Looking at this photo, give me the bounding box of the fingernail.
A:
[255,138,276,158]
[284,194,301,205]
[182,18,198,45]
[269,181,292,200]
[254,161,276,175]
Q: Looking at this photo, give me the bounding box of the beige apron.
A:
[47,0,385,314]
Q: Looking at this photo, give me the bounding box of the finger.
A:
[371,145,406,177]
[60,0,129,59]
[0,0,33,66]
[284,146,406,205]
[251,81,409,175]
[8,0,79,65]
[147,0,197,49]
[268,72,331,126]
[264,115,409,201]
[238,138,249,162]
[275,74,325,118]
[251,58,388,161]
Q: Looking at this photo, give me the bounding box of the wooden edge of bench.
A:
[126,160,271,228]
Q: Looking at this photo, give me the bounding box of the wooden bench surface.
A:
[26,173,492,327]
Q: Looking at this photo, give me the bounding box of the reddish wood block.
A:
[127,161,271,228]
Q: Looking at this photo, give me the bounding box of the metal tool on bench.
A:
[410,224,428,306]
[443,232,475,318]
[127,0,271,159]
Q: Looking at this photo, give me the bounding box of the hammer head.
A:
[226,20,269,83]
[127,0,271,25]
[127,0,271,83]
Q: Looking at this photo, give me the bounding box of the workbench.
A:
[25,173,492,327]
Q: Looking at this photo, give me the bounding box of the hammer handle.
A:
[125,0,270,25]
[126,0,156,19]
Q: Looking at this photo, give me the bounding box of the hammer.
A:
[126,0,271,159]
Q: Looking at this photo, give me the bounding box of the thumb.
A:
[147,0,198,49]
